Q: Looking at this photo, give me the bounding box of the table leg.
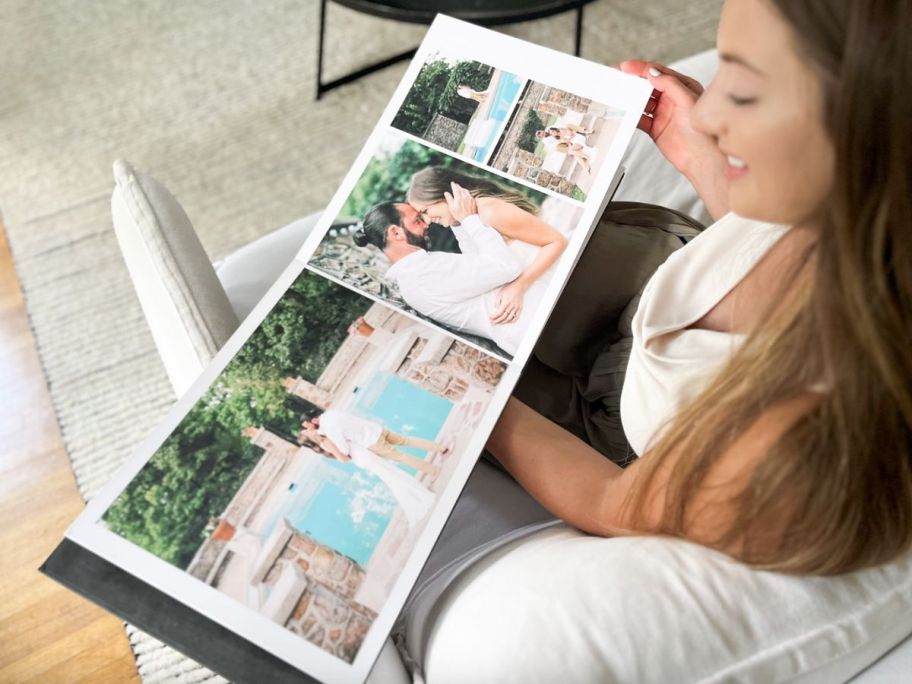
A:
[316,0,328,100]
[315,0,417,100]
[574,4,584,56]
[316,1,590,98]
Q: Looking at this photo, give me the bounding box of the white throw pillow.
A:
[419,525,912,684]
[111,159,239,397]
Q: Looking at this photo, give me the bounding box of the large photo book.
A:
[43,15,652,684]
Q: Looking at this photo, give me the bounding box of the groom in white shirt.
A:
[353,183,541,357]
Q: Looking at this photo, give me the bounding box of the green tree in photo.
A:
[392,59,494,135]
[103,408,267,567]
[391,59,454,135]
[102,270,371,568]
[342,140,544,220]
[434,61,493,125]
[236,270,371,381]
[517,110,546,153]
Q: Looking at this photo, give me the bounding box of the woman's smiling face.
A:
[691,0,835,227]
[411,199,455,227]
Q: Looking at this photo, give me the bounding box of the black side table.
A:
[316,0,597,99]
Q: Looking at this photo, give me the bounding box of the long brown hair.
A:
[298,435,332,459]
[626,0,912,575]
[407,166,540,215]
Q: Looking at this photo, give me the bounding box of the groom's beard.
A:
[402,226,429,250]
[426,223,461,254]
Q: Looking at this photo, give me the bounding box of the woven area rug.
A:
[2,0,721,680]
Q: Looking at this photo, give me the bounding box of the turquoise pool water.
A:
[260,373,452,566]
[351,374,452,455]
[473,72,524,162]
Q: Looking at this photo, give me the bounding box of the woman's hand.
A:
[443,182,478,224]
[619,60,730,219]
[620,60,708,172]
[491,278,527,324]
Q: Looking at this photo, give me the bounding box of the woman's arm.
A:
[320,437,352,463]
[477,197,568,323]
[477,197,567,285]
[487,392,820,550]
[487,398,629,535]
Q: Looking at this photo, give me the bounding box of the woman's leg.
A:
[371,441,440,476]
[383,430,446,453]
[509,353,634,468]
[567,145,593,173]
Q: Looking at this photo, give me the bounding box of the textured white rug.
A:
[2,0,721,680]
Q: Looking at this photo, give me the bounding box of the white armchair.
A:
[109,51,912,684]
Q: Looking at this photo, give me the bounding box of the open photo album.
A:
[43,15,652,684]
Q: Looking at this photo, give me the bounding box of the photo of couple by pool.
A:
[391,54,525,165]
[99,268,507,664]
[487,81,627,202]
[308,132,583,360]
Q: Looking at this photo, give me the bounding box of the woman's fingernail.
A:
[648,67,661,77]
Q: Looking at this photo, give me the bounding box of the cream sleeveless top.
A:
[620,212,790,456]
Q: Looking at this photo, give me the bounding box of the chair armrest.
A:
[214,213,322,322]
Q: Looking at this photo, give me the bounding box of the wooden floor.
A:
[0,225,141,683]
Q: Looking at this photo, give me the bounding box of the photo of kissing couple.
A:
[309,133,583,359]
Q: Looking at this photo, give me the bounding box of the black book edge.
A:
[40,538,320,684]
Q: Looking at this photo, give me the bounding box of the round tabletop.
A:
[328,0,597,26]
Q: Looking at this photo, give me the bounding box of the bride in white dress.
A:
[406,168,568,332]
[301,435,434,527]
[347,442,434,527]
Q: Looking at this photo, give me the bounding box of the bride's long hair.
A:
[298,435,332,459]
[625,0,912,575]
[407,166,540,215]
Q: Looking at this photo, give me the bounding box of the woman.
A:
[488,0,912,575]
[407,167,568,325]
[299,432,435,527]
[535,126,596,173]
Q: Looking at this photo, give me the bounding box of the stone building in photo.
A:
[282,302,505,409]
[186,426,378,664]
[182,304,507,661]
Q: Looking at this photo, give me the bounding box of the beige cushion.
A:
[111,159,239,396]
[420,525,912,684]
